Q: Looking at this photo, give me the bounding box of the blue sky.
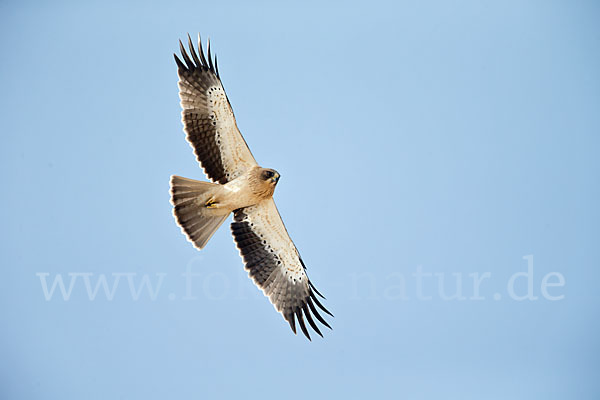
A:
[1,1,599,399]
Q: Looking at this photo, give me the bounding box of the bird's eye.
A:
[263,170,274,179]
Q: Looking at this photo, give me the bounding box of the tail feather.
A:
[170,175,229,250]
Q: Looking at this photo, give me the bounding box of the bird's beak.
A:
[271,173,280,184]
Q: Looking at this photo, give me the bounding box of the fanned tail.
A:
[170,175,229,250]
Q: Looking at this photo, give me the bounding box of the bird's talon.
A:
[205,198,217,208]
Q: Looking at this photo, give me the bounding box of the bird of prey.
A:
[170,34,332,340]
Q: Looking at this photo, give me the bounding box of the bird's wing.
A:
[231,199,333,340]
[175,34,257,184]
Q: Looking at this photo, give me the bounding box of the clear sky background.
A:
[1,1,599,399]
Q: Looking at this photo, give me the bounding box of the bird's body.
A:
[179,167,278,211]
[170,34,332,340]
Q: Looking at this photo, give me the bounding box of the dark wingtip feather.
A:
[174,53,186,70]
[187,33,201,67]
[197,33,208,67]
[308,298,332,330]
[207,38,215,71]
[286,312,296,334]
[178,39,194,69]
[303,303,323,337]
[215,54,220,78]
[296,309,311,341]
[311,294,334,317]
[309,282,326,299]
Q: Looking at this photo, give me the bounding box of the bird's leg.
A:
[204,197,219,208]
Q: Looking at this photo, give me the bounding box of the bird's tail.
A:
[170,175,229,250]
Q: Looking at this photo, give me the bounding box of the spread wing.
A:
[175,34,257,184]
[231,199,333,340]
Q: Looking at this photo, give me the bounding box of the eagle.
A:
[169,34,332,340]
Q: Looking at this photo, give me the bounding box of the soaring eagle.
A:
[170,34,332,340]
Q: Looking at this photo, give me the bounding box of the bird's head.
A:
[260,168,280,186]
